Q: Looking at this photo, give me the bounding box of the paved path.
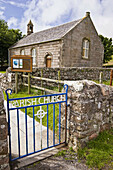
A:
[4,100,54,158]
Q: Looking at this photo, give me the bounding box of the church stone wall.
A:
[9,40,62,68]
[62,16,104,67]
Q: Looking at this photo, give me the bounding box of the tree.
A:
[99,35,113,63]
[0,19,24,68]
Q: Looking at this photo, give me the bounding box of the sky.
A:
[0,0,113,39]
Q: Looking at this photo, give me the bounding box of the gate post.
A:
[0,88,10,169]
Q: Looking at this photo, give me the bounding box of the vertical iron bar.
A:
[7,97,12,161]
[33,107,35,152]
[64,85,68,144]
[47,105,49,147]
[40,118,42,149]
[59,103,61,144]
[17,109,20,157]
[65,103,67,144]
[53,104,55,146]
[25,108,28,154]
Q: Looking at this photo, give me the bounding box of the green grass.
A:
[77,128,113,169]
[0,71,6,73]
[4,85,61,132]
[103,55,113,67]
[94,80,110,86]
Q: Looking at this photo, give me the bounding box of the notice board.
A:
[11,55,32,72]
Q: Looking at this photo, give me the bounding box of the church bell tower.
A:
[27,20,33,35]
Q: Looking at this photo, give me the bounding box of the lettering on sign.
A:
[10,95,66,108]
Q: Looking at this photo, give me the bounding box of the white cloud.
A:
[7,17,18,28]
[0,6,5,10]
[0,0,112,39]
[0,0,27,8]
[18,0,113,39]
[0,4,5,19]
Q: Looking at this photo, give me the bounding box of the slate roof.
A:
[10,18,82,49]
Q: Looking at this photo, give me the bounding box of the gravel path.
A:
[17,148,91,170]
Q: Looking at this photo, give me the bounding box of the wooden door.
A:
[46,56,51,68]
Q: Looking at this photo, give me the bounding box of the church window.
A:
[82,39,89,59]
[20,49,25,55]
[31,48,36,66]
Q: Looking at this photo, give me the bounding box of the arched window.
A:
[20,49,25,55]
[46,55,52,68]
[82,39,90,59]
[31,48,36,66]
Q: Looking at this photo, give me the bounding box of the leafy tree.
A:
[99,35,113,63]
[0,19,24,68]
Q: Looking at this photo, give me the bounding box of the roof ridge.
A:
[9,18,84,49]
[28,19,81,36]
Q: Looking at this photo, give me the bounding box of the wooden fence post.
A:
[110,69,113,86]
[28,72,30,94]
[99,72,103,84]
[23,72,25,85]
[58,70,60,92]
[41,69,43,94]
[15,72,18,94]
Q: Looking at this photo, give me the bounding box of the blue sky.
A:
[0,0,113,39]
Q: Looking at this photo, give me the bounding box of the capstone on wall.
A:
[62,80,113,149]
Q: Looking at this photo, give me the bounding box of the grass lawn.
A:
[103,55,113,67]
[0,71,6,73]
[77,128,113,170]
[94,80,111,86]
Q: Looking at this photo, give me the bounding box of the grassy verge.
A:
[77,128,113,169]
[0,71,6,73]
[94,80,110,86]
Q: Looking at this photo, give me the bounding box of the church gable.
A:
[9,12,104,68]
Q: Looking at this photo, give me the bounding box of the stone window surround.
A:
[82,38,90,60]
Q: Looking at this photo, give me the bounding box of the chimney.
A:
[27,20,33,35]
[86,12,90,17]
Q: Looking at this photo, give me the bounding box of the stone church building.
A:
[9,12,104,68]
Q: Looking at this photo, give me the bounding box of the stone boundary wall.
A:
[32,67,111,81]
[62,80,113,150]
[0,68,22,92]
[0,87,10,169]
[0,67,112,91]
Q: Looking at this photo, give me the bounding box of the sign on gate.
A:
[5,84,68,161]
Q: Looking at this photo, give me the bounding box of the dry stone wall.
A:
[63,80,113,150]
[0,67,112,92]
[0,68,22,92]
[32,67,111,81]
[0,87,10,169]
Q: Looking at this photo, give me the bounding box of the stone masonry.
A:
[0,87,10,169]
[0,67,112,92]
[62,80,113,150]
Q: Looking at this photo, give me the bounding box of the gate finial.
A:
[63,84,68,93]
